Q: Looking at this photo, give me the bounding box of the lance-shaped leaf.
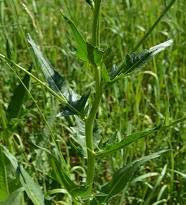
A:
[108,40,173,84]
[95,125,161,158]
[18,165,45,205]
[90,150,168,204]
[123,39,173,75]
[62,14,104,67]
[27,34,90,116]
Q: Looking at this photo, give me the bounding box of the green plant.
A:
[1,0,185,205]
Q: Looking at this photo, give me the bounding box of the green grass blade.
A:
[133,0,176,51]
[0,150,8,202]
[6,39,11,60]
[7,69,31,121]
[144,164,168,205]
[95,125,161,158]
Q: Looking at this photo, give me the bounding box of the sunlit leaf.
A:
[27,34,90,117]
[62,14,104,67]
[108,40,173,84]
[123,39,173,75]
[95,125,161,158]
[91,150,168,204]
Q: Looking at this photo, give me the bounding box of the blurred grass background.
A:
[0,0,186,204]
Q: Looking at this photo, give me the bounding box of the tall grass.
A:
[0,0,186,204]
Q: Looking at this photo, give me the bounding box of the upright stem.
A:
[84,0,102,204]
[85,66,102,185]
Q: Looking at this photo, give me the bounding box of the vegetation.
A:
[0,0,186,204]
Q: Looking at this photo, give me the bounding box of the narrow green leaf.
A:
[7,68,31,121]
[18,165,45,205]
[95,125,161,158]
[144,164,167,205]
[0,150,8,202]
[6,39,11,60]
[91,150,168,204]
[124,50,149,74]
[0,187,24,205]
[62,14,104,67]
[99,132,118,150]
